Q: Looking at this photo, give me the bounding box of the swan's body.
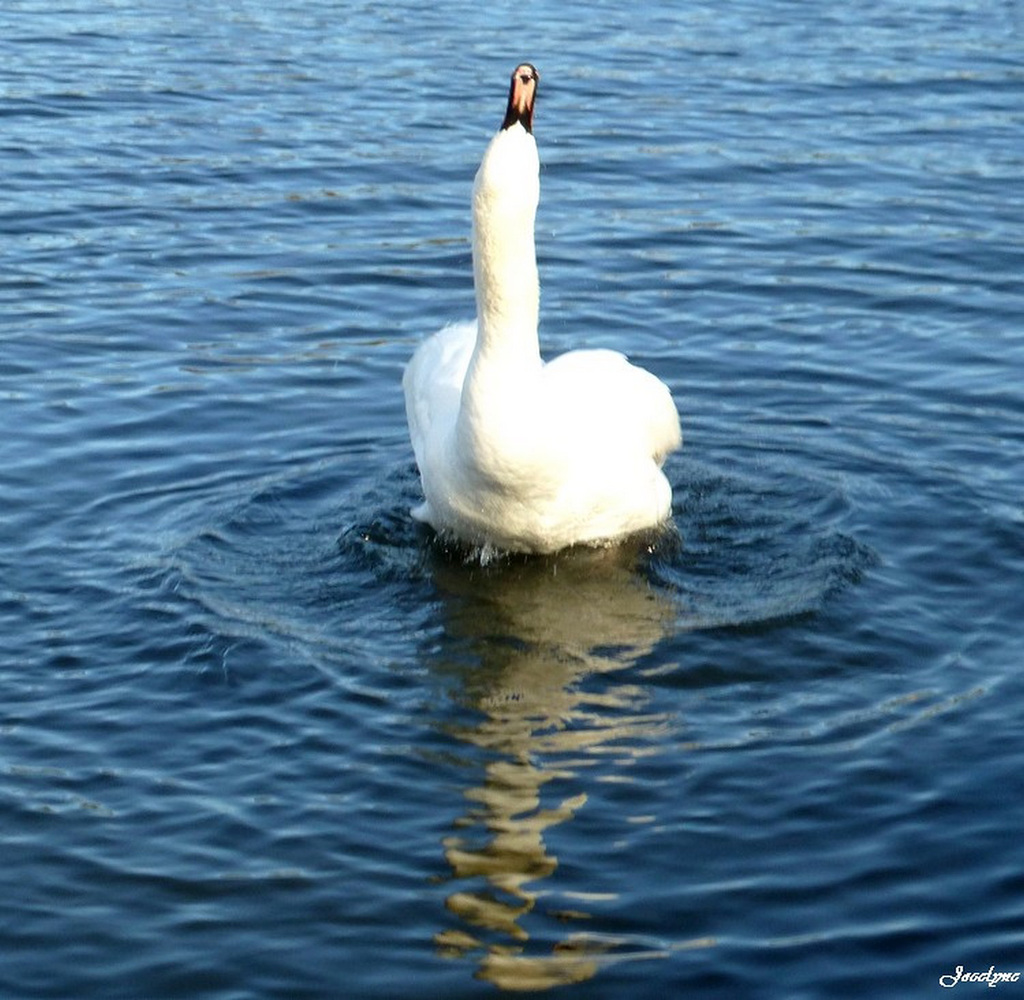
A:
[404,64,681,554]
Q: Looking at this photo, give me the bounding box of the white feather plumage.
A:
[403,67,681,554]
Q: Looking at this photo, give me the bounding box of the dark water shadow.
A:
[165,457,873,990]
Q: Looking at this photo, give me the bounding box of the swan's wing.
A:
[402,320,476,470]
[542,348,681,465]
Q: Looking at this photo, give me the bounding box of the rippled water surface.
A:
[3,1,1024,997]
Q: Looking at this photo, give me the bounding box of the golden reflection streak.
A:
[428,541,690,991]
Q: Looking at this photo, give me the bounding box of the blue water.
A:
[3,1,1023,997]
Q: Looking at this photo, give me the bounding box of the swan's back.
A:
[541,348,681,466]
[404,332,681,552]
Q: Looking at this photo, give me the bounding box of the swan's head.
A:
[501,63,539,134]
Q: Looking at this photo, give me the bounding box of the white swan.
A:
[404,63,681,554]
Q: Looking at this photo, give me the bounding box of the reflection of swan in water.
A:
[426,540,705,990]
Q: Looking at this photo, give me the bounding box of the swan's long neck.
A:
[470,122,541,369]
